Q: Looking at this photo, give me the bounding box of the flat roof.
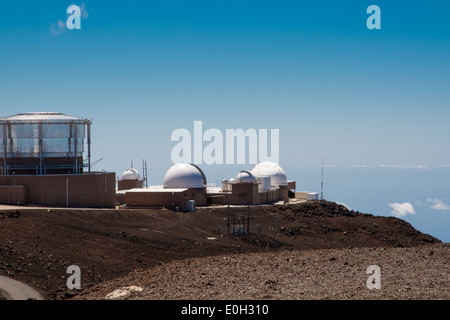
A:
[0,112,91,124]
[125,187,189,193]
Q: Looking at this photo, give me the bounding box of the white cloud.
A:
[426,198,450,211]
[50,20,66,36]
[80,3,89,19]
[389,202,415,218]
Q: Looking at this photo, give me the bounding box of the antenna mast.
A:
[142,159,148,188]
[320,157,324,200]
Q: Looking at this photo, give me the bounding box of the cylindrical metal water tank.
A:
[0,112,92,175]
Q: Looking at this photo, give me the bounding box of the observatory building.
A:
[0,112,92,175]
[207,162,295,206]
[118,163,208,211]
[117,168,144,191]
[0,112,115,208]
[117,161,297,211]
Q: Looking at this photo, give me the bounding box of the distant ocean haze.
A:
[285,166,450,243]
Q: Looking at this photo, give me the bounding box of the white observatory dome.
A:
[163,163,207,189]
[251,162,288,186]
[122,168,140,180]
[235,170,256,183]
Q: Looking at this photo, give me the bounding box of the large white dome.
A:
[251,162,288,186]
[163,163,207,189]
[235,170,256,183]
[122,168,140,180]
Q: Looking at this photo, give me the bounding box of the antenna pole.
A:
[142,159,148,188]
[321,157,324,200]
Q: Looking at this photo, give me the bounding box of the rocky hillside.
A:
[0,201,441,300]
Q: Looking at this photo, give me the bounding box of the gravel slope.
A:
[0,201,443,300]
[75,243,449,300]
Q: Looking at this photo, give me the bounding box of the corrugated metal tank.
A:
[0,112,91,175]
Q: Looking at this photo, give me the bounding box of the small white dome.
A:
[163,163,207,189]
[122,168,140,180]
[236,170,256,183]
[251,162,287,186]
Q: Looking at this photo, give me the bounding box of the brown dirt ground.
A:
[75,244,449,300]
[0,201,443,300]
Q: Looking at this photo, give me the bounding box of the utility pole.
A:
[247,205,250,235]
[272,212,277,251]
[227,204,230,234]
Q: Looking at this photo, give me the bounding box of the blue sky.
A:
[1,1,450,241]
[1,1,449,173]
